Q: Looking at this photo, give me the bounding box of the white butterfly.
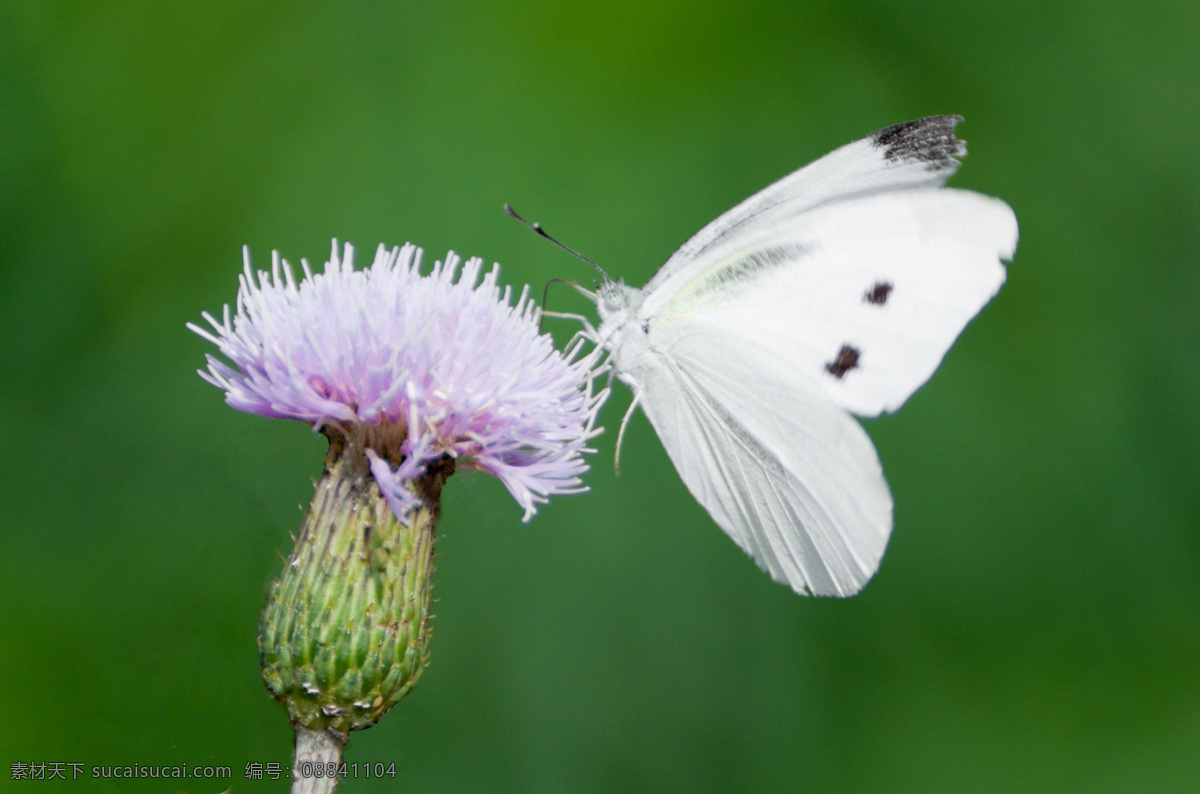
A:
[543,116,1017,597]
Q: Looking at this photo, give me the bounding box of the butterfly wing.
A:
[645,115,971,296]
[598,116,1016,596]
[627,320,892,597]
[643,187,1017,417]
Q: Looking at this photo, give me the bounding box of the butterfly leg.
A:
[614,389,643,477]
[541,309,599,338]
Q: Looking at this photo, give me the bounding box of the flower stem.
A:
[292,727,345,794]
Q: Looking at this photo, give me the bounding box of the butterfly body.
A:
[585,116,1018,598]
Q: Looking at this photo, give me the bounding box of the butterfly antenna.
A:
[504,204,612,282]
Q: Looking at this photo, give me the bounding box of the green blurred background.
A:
[2,1,1197,792]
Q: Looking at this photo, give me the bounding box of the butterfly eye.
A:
[602,286,625,310]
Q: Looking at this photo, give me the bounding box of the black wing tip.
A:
[870,115,965,171]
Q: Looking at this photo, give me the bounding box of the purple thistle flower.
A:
[189,240,607,521]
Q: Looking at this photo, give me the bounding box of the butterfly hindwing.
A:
[634,320,892,596]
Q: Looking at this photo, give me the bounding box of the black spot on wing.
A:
[871,115,964,171]
[864,282,892,305]
[825,345,860,379]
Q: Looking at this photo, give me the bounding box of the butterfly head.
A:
[595,278,644,324]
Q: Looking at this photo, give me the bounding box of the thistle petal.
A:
[190,240,608,521]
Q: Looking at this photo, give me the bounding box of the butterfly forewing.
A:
[645,187,1016,416]
[645,115,970,299]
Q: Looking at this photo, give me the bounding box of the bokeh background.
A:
[2,2,1197,792]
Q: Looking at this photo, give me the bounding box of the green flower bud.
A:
[259,430,453,737]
